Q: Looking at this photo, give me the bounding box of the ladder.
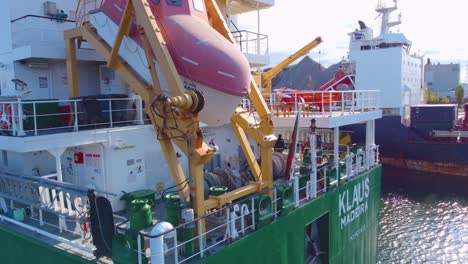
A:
[75,0,104,26]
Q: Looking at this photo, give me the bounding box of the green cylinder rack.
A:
[209,186,228,196]
[254,194,274,229]
[164,192,182,227]
[112,233,147,264]
[163,192,189,227]
[121,189,156,208]
[129,199,153,230]
[276,185,294,216]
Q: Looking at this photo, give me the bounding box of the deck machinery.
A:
[65,0,275,224]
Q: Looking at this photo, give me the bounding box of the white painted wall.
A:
[351,47,403,109]
[0,1,13,54]
[9,0,80,20]
[402,55,422,105]
[10,17,76,49]
[56,127,189,211]
[8,0,81,50]
[102,127,189,211]
[13,62,52,99]
[7,60,101,99]
[0,1,14,96]
[1,150,55,176]
[50,60,102,99]
[0,54,15,96]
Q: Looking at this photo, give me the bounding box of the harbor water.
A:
[378,166,468,263]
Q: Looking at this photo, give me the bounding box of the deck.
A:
[0,96,151,152]
[248,90,382,129]
[0,144,380,263]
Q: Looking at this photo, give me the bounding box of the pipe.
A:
[334,127,339,187]
[293,176,299,208]
[0,214,95,254]
[150,222,175,264]
[309,119,317,198]
[11,14,75,23]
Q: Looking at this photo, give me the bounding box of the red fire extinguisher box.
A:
[74,152,84,164]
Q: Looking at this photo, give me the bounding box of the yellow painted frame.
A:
[65,0,276,221]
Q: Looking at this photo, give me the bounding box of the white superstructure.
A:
[348,0,423,122]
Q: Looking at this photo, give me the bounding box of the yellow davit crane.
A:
[65,0,275,222]
[255,36,323,97]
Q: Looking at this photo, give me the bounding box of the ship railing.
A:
[0,95,148,137]
[119,147,381,264]
[261,90,380,118]
[0,170,120,256]
[232,30,269,56]
[296,145,380,207]
[75,0,104,26]
[0,171,93,231]
[117,184,293,264]
[346,145,380,180]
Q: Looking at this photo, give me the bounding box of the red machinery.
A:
[275,67,354,111]
[317,68,352,91]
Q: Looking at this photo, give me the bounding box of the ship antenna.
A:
[375,0,400,36]
[318,49,321,69]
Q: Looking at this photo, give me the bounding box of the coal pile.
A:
[271,56,342,91]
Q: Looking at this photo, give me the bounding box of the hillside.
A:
[270,56,342,91]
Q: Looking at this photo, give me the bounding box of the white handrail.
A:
[0,96,149,137]
[0,214,95,254]
[257,90,379,118]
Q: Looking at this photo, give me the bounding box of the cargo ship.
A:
[344,0,468,177]
[272,0,468,177]
[0,1,382,263]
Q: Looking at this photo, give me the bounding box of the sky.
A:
[237,0,468,68]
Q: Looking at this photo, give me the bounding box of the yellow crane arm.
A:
[66,0,275,221]
[259,36,322,95]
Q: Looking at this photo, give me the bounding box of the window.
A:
[2,150,7,167]
[167,0,182,6]
[193,0,204,12]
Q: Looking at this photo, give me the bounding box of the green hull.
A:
[201,165,382,264]
[0,226,92,264]
[0,166,381,264]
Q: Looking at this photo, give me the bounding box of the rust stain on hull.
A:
[381,157,468,177]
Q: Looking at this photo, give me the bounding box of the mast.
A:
[375,0,401,36]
